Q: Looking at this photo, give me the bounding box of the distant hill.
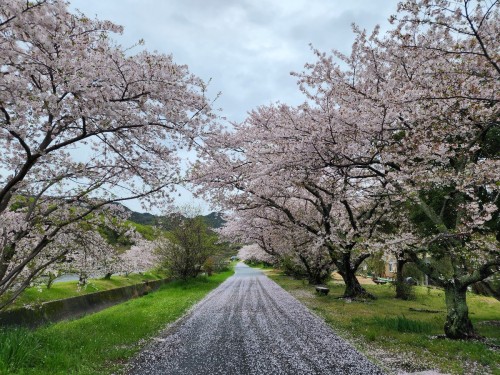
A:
[203,212,225,229]
[129,211,158,226]
[124,207,226,229]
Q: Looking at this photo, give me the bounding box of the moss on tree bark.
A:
[443,282,476,339]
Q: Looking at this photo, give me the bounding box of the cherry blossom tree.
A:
[376,0,499,339]
[195,102,390,298]
[222,209,332,284]
[119,238,160,276]
[194,0,498,339]
[0,0,215,308]
[237,244,276,265]
[295,0,499,338]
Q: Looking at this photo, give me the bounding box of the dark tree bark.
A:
[298,254,331,285]
[395,258,412,300]
[334,252,375,299]
[443,282,476,339]
[407,251,499,339]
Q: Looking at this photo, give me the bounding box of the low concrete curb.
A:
[0,278,170,328]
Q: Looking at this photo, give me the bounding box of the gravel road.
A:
[128,263,385,375]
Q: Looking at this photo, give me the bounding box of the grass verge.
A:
[268,272,500,375]
[0,269,234,375]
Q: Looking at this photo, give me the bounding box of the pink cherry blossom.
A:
[0,0,215,308]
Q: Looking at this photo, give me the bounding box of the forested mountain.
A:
[125,207,225,229]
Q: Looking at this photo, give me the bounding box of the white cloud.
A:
[68,0,400,212]
[70,0,399,120]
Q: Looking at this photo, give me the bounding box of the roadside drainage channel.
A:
[0,278,170,328]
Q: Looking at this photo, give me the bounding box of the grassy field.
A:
[0,269,234,375]
[2,272,167,310]
[268,271,500,375]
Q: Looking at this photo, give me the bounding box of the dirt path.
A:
[128,263,384,375]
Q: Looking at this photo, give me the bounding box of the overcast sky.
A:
[68,0,401,213]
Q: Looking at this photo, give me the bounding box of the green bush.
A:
[244,260,273,268]
[127,221,159,241]
[279,256,308,279]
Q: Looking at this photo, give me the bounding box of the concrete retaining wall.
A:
[0,278,170,328]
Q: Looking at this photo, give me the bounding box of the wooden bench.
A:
[315,286,330,295]
[373,277,392,285]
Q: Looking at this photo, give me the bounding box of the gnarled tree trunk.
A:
[443,282,476,339]
[335,253,375,299]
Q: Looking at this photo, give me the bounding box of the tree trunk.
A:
[78,274,87,286]
[395,259,411,300]
[335,253,375,299]
[308,273,327,285]
[299,255,330,285]
[46,274,56,289]
[443,282,476,339]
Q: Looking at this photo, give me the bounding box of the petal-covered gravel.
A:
[128,263,385,375]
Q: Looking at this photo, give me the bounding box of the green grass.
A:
[367,315,434,334]
[268,272,500,375]
[0,327,42,372]
[3,272,166,310]
[0,270,234,375]
[127,221,161,241]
